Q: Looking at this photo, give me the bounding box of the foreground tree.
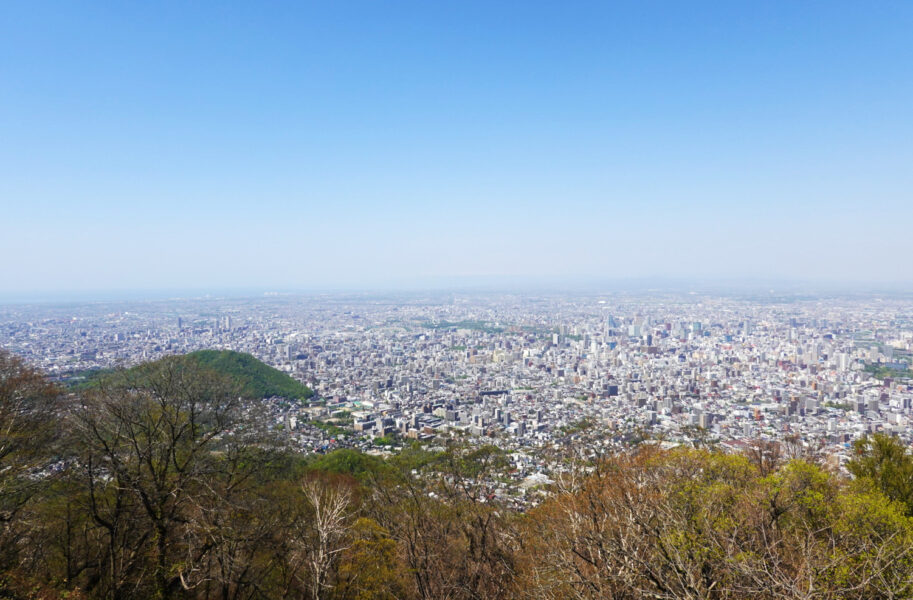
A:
[0,350,60,594]
[298,474,354,600]
[848,433,913,515]
[334,517,402,600]
[366,443,517,600]
[516,445,913,600]
[69,355,242,599]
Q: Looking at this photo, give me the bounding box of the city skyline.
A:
[3,1,913,296]
[4,288,912,454]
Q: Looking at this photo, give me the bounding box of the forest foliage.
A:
[3,348,913,599]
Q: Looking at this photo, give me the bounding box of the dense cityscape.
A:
[4,290,912,480]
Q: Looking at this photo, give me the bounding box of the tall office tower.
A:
[807,344,819,362]
[836,353,849,371]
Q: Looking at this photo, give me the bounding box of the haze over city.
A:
[3,1,913,300]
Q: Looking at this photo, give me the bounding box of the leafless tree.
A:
[297,476,353,600]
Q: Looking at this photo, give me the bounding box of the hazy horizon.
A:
[5,275,913,306]
[3,2,912,295]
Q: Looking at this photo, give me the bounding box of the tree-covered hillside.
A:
[71,350,314,401]
[186,349,314,400]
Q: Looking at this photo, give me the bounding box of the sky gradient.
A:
[2,1,913,298]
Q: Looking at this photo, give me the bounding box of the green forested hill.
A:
[185,349,314,400]
[72,349,314,400]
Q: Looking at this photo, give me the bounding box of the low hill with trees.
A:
[185,349,314,400]
[74,349,314,400]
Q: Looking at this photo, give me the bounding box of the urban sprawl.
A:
[3,291,913,494]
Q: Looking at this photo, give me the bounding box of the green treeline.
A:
[865,362,913,380]
[422,320,505,334]
[4,349,913,599]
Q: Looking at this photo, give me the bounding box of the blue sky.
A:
[2,1,912,297]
